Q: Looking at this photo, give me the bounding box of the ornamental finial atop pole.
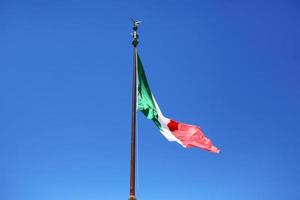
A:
[130,17,141,47]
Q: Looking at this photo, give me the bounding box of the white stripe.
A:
[152,95,184,146]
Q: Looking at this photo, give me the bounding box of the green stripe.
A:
[137,53,161,129]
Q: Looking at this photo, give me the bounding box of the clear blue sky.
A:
[0,0,299,199]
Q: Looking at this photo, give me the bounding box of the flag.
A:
[137,53,220,153]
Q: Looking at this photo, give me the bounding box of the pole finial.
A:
[130,17,141,47]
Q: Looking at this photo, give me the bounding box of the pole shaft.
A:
[129,46,137,200]
[129,18,139,200]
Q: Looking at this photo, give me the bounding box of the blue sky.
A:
[0,0,299,199]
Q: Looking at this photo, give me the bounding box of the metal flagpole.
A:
[129,17,141,200]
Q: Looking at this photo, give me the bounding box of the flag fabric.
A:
[137,53,220,153]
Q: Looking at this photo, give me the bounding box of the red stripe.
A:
[167,119,220,153]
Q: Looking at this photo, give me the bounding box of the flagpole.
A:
[129,18,140,200]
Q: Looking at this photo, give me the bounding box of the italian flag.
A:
[137,53,220,153]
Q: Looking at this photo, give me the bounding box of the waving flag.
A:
[137,53,220,153]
